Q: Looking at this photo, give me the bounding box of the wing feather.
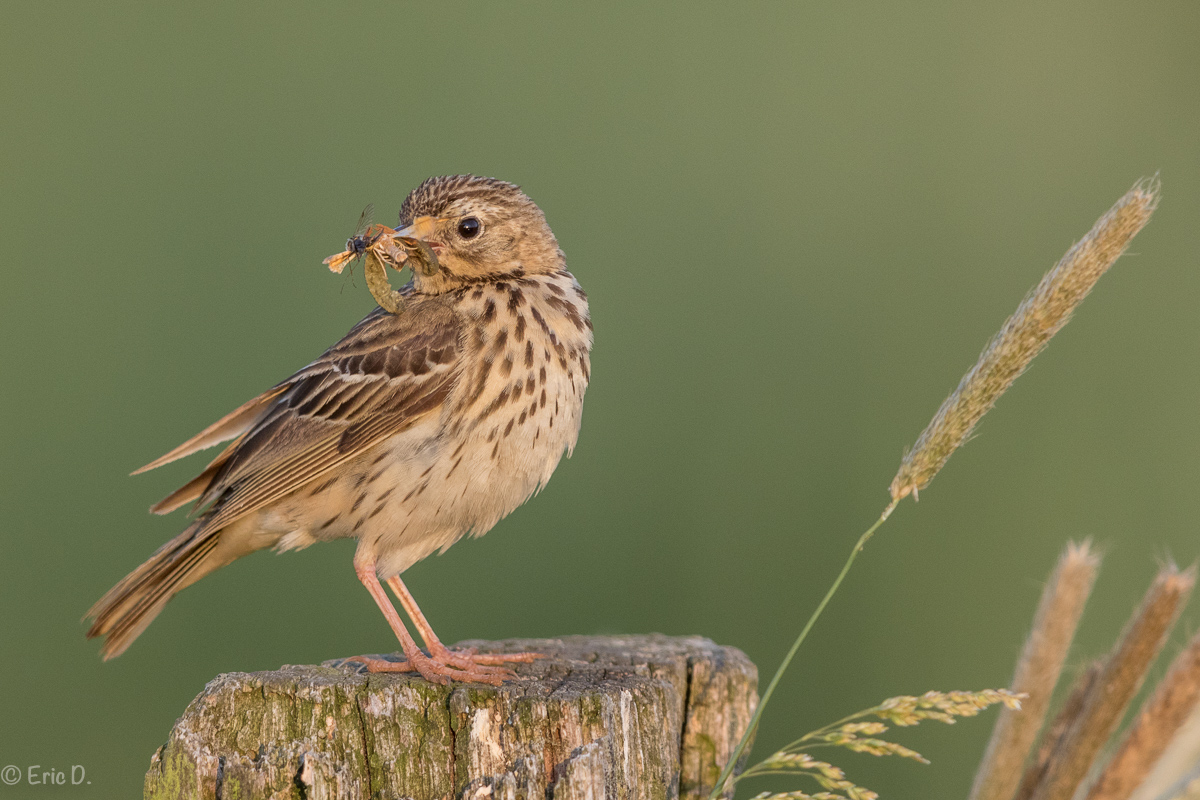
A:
[144,299,464,532]
[149,448,232,514]
[201,380,452,531]
[132,386,288,474]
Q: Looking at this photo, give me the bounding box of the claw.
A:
[427,644,519,676]
[340,648,540,686]
[464,651,545,666]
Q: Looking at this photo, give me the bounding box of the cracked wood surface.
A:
[143,634,758,800]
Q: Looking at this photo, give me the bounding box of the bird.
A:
[86,175,593,685]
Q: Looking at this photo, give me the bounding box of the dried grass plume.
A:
[1015,661,1105,800]
[890,178,1160,502]
[1028,563,1195,800]
[1086,625,1200,800]
[970,540,1101,800]
[1128,702,1200,800]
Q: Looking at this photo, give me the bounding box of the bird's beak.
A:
[393,216,440,245]
[391,216,442,276]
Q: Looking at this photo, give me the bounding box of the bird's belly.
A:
[266,379,582,577]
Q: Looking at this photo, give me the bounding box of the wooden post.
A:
[144,635,758,800]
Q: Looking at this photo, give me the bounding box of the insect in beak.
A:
[323,211,442,315]
[391,216,442,277]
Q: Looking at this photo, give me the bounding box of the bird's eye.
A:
[457,217,481,239]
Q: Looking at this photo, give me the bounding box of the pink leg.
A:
[386,575,544,672]
[346,557,509,685]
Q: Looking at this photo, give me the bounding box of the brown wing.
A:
[139,300,463,531]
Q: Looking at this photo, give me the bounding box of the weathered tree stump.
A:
[144,635,758,800]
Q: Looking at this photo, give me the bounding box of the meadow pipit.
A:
[87,175,593,685]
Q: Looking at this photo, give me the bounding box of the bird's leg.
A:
[347,558,506,685]
[386,575,545,671]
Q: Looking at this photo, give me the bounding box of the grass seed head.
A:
[890,178,1160,501]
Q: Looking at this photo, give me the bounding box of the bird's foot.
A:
[427,644,545,674]
[343,648,542,686]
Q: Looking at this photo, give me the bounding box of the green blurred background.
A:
[2,2,1199,796]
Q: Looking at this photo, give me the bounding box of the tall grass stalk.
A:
[709,178,1160,800]
[708,500,899,798]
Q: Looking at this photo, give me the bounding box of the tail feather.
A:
[86,522,222,659]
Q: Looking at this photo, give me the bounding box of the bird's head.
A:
[394,175,563,293]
